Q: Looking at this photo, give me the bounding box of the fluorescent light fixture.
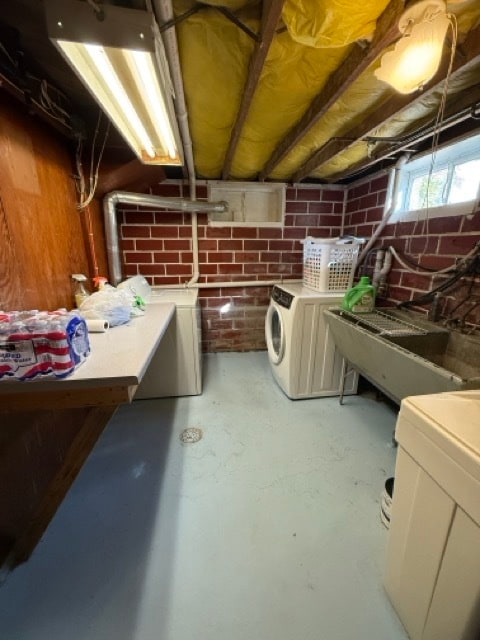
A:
[45,0,183,165]
[374,0,450,94]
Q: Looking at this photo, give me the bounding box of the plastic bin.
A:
[384,390,480,640]
[302,236,360,293]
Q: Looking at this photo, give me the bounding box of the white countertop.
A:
[0,302,175,396]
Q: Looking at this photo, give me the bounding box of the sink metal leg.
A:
[339,359,348,405]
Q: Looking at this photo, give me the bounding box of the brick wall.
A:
[119,182,345,352]
[345,171,480,329]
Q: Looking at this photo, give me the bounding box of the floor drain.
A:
[180,428,203,444]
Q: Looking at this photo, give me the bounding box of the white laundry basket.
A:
[302,237,361,293]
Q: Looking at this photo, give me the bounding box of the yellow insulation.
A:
[282,0,390,48]
[174,0,480,181]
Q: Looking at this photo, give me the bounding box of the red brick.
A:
[244,240,269,250]
[124,251,153,263]
[206,226,232,238]
[333,202,344,214]
[290,214,318,227]
[427,216,462,234]
[208,252,234,263]
[269,240,293,251]
[152,252,180,263]
[244,263,268,274]
[235,251,260,262]
[283,227,307,239]
[232,227,257,238]
[198,239,218,251]
[322,189,345,202]
[285,201,308,214]
[365,208,383,222]
[180,226,195,238]
[154,212,185,225]
[281,252,302,263]
[308,202,333,214]
[120,239,135,251]
[151,226,179,238]
[407,237,438,253]
[136,239,165,250]
[258,228,283,239]
[164,239,191,250]
[461,214,480,232]
[218,263,243,274]
[135,264,166,276]
[438,235,477,255]
[349,211,366,225]
[296,188,321,201]
[199,264,218,275]
[218,239,243,250]
[123,264,139,277]
[349,182,369,199]
[359,194,378,210]
[261,251,281,262]
[122,225,151,238]
[181,252,194,263]
[369,175,389,193]
[124,211,154,224]
[165,264,192,275]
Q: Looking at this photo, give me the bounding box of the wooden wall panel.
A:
[0,93,112,568]
[0,93,108,311]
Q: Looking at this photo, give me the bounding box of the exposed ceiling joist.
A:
[257,0,405,180]
[307,23,480,183]
[222,0,285,180]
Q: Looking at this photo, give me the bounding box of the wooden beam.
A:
[304,23,480,182]
[222,0,285,180]
[258,0,405,180]
[96,159,166,198]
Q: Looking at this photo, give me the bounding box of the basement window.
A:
[207,181,285,227]
[391,133,480,222]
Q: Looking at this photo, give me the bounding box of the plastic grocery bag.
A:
[79,286,132,327]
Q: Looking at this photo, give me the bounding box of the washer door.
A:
[265,303,285,365]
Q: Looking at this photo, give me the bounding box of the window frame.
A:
[390,132,480,222]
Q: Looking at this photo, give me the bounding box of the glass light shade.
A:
[374,13,450,94]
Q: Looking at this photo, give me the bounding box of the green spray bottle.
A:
[342,276,375,313]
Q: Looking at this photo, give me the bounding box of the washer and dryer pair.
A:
[265,283,357,399]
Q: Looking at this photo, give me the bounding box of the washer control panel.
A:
[272,286,294,309]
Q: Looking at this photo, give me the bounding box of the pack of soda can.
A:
[0,309,90,381]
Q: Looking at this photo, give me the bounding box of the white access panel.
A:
[384,390,480,640]
[135,289,201,399]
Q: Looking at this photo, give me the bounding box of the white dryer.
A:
[265,283,357,399]
[136,288,202,399]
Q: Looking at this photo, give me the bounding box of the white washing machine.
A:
[265,283,357,399]
[135,288,202,398]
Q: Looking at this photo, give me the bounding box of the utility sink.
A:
[324,307,480,404]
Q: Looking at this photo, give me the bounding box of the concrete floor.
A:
[0,352,407,640]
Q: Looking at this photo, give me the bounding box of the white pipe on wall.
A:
[357,153,410,266]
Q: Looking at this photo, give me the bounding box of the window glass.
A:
[448,158,480,204]
[409,167,448,210]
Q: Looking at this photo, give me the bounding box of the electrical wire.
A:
[406,12,458,256]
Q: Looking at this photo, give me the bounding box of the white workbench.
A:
[0,302,175,410]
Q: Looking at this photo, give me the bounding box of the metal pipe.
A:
[357,153,410,266]
[103,191,227,285]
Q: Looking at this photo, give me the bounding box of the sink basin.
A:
[324,308,480,403]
